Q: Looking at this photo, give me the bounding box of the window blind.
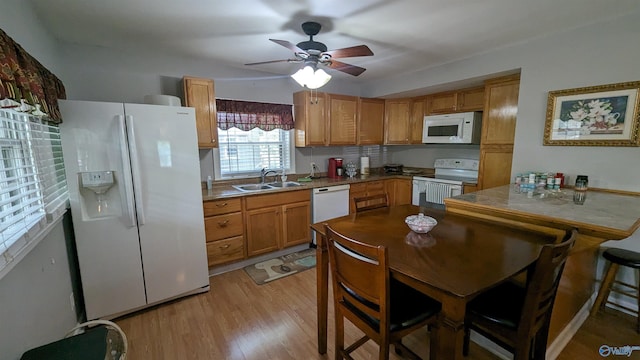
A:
[0,109,67,272]
[218,127,292,178]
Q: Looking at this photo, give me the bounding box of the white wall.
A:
[0,218,78,359]
[362,9,640,192]
[1,2,80,359]
[57,43,362,105]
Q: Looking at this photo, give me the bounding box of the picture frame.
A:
[543,80,640,146]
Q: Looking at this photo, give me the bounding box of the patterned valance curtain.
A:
[216,99,294,131]
[0,28,66,124]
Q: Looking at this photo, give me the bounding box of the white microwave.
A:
[422,111,483,144]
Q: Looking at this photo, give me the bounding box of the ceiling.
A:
[29,0,638,83]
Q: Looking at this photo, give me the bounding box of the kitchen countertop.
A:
[202,168,434,201]
[445,184,640,239]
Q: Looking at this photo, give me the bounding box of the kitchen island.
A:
[444,185,640,348]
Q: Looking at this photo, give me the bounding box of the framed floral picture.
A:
[543,80,640,146]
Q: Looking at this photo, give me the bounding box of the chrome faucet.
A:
[260,168,278,184]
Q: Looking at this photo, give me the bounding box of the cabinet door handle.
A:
[218,220,229,227]
[215,202,227,208]
[219,244,230,250]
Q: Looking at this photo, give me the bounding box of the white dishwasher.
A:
[312,184,351,245]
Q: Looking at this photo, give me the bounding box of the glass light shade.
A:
[291,65,332,89]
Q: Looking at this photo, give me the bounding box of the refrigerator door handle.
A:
[125,115,146,226]
[117,115,137,228]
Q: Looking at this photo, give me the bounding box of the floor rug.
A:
[244,248,316,285]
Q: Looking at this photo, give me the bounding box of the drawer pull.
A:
[218,220,229,227]
[215,202,228,208]
[219,244,231,250]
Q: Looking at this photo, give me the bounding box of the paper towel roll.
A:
[360,156,370,175]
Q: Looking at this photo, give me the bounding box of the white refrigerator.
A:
[59,100,209,320]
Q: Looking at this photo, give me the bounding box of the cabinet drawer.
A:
[205,212,243,241]
[203,198,242,216]
[206,236,244,267]
[366,181,385,192]
[245,190,310,210]
[350,183,367,193]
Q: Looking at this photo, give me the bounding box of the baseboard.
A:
[545,292,596,359]
[469,331,512,359]
[208,244,310,276]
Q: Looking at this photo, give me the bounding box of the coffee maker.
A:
[328,157,343,178]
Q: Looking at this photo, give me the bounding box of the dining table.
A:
[311,204,559,360]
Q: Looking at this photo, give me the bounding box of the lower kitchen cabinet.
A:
[245,190,311,257]
[386,178,412,206]
[203,198,245,267]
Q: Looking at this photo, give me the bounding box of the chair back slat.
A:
[354,193,389,213]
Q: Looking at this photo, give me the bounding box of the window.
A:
[0,109,67,275]
[218,127,292,178]
[214,99,295,179]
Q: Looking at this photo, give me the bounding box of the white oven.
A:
[412,159,478,206]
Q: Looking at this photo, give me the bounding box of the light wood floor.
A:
[115,267,640,359]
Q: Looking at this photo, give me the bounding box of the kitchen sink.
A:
[232,183,275,192]
[267,181,302,188]
[232,181,303,192]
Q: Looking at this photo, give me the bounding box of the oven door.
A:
[413,178,463,207]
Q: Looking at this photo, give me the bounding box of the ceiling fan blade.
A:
[269,39,307,54]
[245,59,298,66]
[323,45,373,59]
[327,60,367,76]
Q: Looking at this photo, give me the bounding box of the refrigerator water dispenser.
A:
[79,171,115,218]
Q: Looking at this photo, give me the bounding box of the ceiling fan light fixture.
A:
[291,65,331,89]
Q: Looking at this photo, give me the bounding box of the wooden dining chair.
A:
[353,193,389,213]
[324,224,440,360]
[463,229,578,360]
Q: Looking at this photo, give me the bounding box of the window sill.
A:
[0,208,68,281]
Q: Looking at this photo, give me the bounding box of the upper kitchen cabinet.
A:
[480,75,520,145]
[294,91,327,147]
[409,96,426,144]
[357,97,385,145]
[183,76,218,148]
[457,86,485,112]
[426,91,457,114]
[384,99,411,144]
[327,93,357,145]
[425,87,485,115]
[477,74,520,190]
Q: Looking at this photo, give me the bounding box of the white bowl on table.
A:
[405,213,438,233]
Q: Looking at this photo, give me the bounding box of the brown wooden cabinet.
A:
[203,198,244,267]
[463,184,478,194]
[183,76,218,148]
[425,86,485,115]
[384,99,411,144]
[477,74,520,190]
[294,91,327,147]
[327,93,357,145]
[409,97,426,144]
[385,178,412,206]
[357,97,385,145]
[457,87,485,112]
[245,190,311,256]
[427,91,457,114]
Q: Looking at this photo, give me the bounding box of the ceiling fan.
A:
[245,21,374,77]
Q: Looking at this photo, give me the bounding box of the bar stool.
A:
[591,248,640,333]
